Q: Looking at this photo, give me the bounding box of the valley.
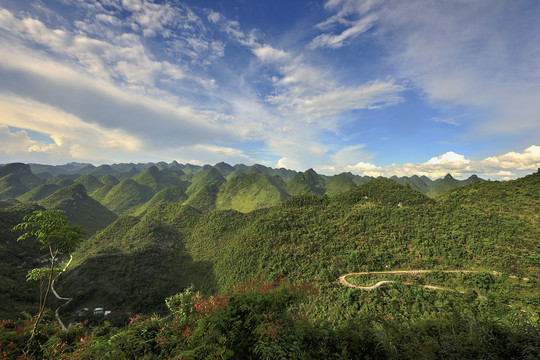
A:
[0,161,538,359]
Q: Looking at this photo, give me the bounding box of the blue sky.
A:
[0,0,539,179]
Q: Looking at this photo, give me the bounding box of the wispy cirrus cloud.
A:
[308,13,377,49]
[313,0,540,139]
[220,19,404,129]
[0,8,186,87]
[206,10,405,168]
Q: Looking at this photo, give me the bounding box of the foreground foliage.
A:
[1,276,538,359]
[11,210,86,347]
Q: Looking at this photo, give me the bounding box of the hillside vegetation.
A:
[0,162,537,359]
[55,172,539,316]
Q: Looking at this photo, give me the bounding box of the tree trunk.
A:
[27,246,58,348]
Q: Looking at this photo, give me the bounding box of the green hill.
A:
[135,185,188,216]
[224,163,297,181]
[325,172,357,196]
[89,175,119,202]
[132,166,185,192]
[426,173,461,197]
[391,173,485,197]
[2,170,538,359]
[0,163,42,188]
[0,200,18,208]
[90,164,117,176]
[39,183,117,234]
[0,162,43,199]
[184,181,221,212]
[213,162,235,178]
[215,173,289,213]
[179,163,202,176]
[74,175,105,194]
[73,164,96,175]
[286,168,326,196]
[247,163,296,181]
[391,174,432,193]
[186,167,225,196]
[61,205,213,314]
[29,162,90,176]
[17,183,60,202]
[115,167,141,181]
[0,174,28,200]
[56,172,539,321]
[439,170,539,230]
[101,179,154,215]
[227,163,249,178]
[98,175,120,187]
[48,174,80,183]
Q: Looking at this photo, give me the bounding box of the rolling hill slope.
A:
[17,183,60,202]
[39,183,117,234]
[215,173,289,213]
[58,172,539,316]
[74,175,105,194]
[286,168,326,196]
[101,179,154,215]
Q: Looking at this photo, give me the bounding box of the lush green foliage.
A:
[286,168,326,196]
[0,162,538,358]
[215,173,288,213]
[73,175,104,194]
[1,277,538,359]
[11,209,86,345]
[0,204,43,319]
[38,184,117,235]
[17,184,60,203]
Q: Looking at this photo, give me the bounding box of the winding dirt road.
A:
[51,255,73,330]
[339,270,484,292]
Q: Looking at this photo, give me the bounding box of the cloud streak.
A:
[314,0,540,138]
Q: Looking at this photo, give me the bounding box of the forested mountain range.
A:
[0,161,485,224]
[0,161,537,359]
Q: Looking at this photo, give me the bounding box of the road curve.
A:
[339,270,479,291]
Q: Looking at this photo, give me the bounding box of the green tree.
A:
[12,209,86,347]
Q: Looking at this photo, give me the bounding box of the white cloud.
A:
[481,146,540,171]
[326,146,540,180]
[308,13,377,49]
[95,13,123,26]
[267,73,404,127]
[121,0,178,38]
[431,117,460,126]
[209,11,406,168]
[330,144,372,167]
[0,8,190,87]
[292,79,403,118]
[252,45,289,63]
[224,20,258,47]
[207,11,221,24]
[0,125,36,154]
[427,151,469,165]
[0,95,142,162]
[226,25,405,124]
